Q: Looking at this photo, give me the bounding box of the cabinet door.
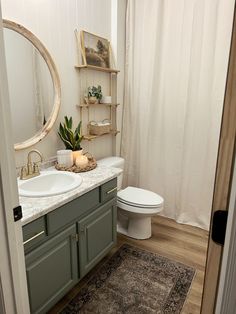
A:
[78,198,117,278]
[25,224,78,314]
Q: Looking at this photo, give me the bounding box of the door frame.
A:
[215,149,236,313]
[201,2,236,313]
[0,4,30,313]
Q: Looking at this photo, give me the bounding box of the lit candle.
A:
[76,155,88,168]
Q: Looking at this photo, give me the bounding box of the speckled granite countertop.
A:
[20,166,122,226]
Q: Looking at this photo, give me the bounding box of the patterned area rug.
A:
[61,244,195,314]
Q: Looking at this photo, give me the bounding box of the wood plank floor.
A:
[49,216,209,314]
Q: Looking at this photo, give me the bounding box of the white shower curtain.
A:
[121,0,235,229]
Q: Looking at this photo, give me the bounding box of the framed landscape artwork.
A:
[80,30,111,69]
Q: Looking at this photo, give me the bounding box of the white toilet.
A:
[97,157,164,240]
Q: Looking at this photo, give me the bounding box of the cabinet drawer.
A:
[23,217,47,251]
[100,178,117,203]
[47,188,99,234]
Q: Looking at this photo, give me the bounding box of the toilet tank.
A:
[97,157,124,190]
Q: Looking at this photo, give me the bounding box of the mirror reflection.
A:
[4,28,54,144]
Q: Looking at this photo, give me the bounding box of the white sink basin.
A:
[18,170,83,197]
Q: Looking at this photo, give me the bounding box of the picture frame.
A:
[79,30,111,69]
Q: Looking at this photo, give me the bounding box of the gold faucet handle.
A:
[33,162,40,175]
[20,166,27,180]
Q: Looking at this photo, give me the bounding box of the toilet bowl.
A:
[117,186,163,239]
[97,157,164,240]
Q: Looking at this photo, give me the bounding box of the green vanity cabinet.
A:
[25,224,78,314]
[22,178,117,313]
[78,198,117,277]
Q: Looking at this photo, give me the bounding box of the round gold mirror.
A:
[3,20,61,150]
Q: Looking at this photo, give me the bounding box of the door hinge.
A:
[212,210,228,245]
[13,205,22,222]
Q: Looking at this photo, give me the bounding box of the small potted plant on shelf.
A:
[85,85,102,104]
[58,116,83,162]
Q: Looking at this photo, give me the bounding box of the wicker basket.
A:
[88,119,111,135]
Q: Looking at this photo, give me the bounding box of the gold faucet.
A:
[20,149,43,180]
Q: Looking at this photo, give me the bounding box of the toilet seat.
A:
[117,187,163,214]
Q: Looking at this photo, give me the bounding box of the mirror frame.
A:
[3,19,61,151]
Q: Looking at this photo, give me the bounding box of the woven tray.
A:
[55,155,97,173]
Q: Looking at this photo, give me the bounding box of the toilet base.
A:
[117,211,152,240]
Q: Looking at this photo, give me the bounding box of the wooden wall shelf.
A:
[77,103,120,108]
[83,131,120,141]
[76,61,120,148]
[75,64,119,74]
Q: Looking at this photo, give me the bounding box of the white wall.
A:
[1,0,126,167]
[111,0,126,155]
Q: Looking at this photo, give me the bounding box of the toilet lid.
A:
[118,187,163,208]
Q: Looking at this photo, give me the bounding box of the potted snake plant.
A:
[58,116,83,162]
